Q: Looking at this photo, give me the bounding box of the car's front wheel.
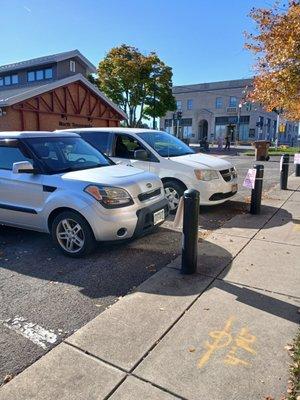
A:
[51,211,96,257]
[163,180,185,213]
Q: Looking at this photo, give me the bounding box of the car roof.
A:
[55,127,164,135]
[0,131,80,139]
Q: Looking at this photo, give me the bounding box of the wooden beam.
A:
[40,96,53,112]
[53,91,66,113]
[66,87,79,114]
[79,88,88,114]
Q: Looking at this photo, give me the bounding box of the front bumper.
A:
[133,198,169,238]
[81,197,169,241]
[189,178,238,205]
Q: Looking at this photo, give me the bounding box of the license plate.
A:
[153,209,165,225]
[232,184,238,192]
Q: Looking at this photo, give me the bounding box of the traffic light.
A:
[177,111,182,120]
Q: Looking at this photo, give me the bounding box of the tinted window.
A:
[0,146,32,170]
[80,131,111,154]
[114,134,149,159]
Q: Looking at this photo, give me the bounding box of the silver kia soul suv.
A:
[0,132,168,257]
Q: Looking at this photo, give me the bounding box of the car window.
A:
[26,137,112,174]
[114,134,149,159]
[79,131,111,154]
[0,146,33,170]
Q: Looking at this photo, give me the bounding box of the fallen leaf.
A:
[188,347,196,353]
[4,374,13,383]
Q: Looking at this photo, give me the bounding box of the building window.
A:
[215,97,223,109]
[0,74,19,86]
[245,102,252,111]
[229,96,237,107]
[4,76,11,85]
[45,68,53,79]
[70,60,76,72]
[11,74,18,84]
[27,68,53,82]
[36,70,44,81]
[176,100,182,110]
[187,99,193,110]
[27,71,35,82]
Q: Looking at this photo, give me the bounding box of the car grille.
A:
[138,188,161,202]
[219,167,237,182]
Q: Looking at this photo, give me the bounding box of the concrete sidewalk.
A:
[1,177,299,400]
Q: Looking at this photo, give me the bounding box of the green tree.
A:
[95,45,176,127]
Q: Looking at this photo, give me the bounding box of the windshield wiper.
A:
[55,164,105,173]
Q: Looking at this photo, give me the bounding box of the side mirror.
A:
[12,161,36,174]
[134,149,148,161]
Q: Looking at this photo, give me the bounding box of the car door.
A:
[111,133,152,171]
[0,139,45,229]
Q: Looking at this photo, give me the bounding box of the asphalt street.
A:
[0,152,295,386]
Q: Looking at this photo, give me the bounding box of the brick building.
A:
[0,50,126,131]
[161,78,299,145]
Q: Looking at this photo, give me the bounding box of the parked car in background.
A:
[0,132,168,257]
[57,128,238,212]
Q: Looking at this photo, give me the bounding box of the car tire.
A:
[163,180,185,214]
[51,211,96,257]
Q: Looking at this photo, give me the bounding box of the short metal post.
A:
[280,154,289,190]
[295,161,300,177]
[250,164,264,215]
[181,189,199,275]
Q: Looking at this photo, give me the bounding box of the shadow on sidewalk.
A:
[216,204,294,230]
[218,281,300,324]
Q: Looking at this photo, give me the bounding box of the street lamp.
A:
[272,107,283,149]
[236,102,242,143]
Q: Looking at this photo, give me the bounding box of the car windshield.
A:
[25,136,113,174]
[137,131,194,157]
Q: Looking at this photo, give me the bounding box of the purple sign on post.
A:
[294,153,300,164]
[243,168,257,189]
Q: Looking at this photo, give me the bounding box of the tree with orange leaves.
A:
[245,1,300,121]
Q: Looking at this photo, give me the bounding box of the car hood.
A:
[169,153,233,170]
[61,164,162,198]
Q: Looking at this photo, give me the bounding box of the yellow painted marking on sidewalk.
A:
[293,224,300,232]
[198,317,256,369]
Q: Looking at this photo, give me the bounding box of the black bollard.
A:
[295,157,300,177]
[250,164,264,215]
[280,154,289,190]
[181,189,200,275]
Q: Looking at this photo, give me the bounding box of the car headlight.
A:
[84,185,133,208]
[194,169,219,181]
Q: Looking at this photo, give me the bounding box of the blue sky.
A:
[1,0,271,85]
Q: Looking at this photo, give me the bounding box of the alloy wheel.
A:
[56,218,85,253]
[164,187,180,211]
